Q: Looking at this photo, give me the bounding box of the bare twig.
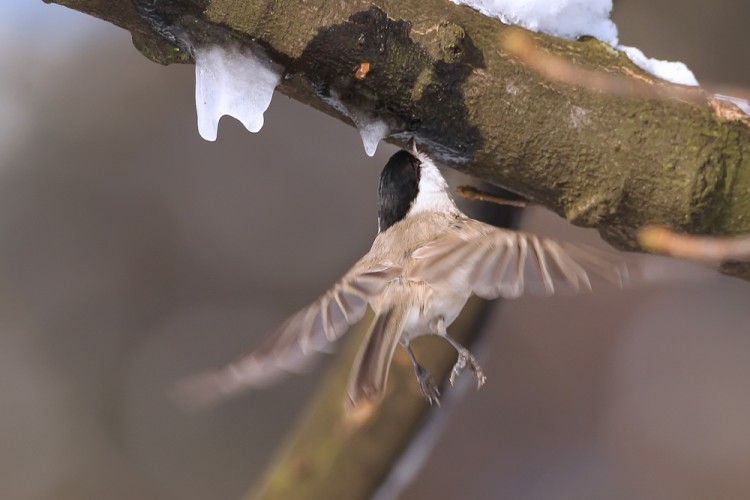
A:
[639,225,750,263]
[500,29,750,122]
[457,185,530,207]
[500,29,706,103]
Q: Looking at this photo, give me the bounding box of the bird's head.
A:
[377,141,457,232]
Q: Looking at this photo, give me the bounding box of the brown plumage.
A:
[176,145,629,411]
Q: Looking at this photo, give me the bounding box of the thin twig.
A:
[639,225,750,263]
[500,29,750,121]
[500,29,707,103]
[456,185,530,207]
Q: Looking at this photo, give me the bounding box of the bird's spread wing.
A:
[410,219,630,299]
[174,262,400,410]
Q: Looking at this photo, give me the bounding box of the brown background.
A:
[1,1,750,499]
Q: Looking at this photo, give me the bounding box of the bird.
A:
[176,141,629,411]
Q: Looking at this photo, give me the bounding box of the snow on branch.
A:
[450,0,699,85]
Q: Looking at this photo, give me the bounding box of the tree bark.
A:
[48,0,750,280]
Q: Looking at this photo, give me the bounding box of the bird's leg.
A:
[404,343,440,405]
[435,317,487,389]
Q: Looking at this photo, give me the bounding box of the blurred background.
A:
[2,1,750,499]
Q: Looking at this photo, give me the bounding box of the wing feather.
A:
[410,219,628,299]
[174,262,400,410]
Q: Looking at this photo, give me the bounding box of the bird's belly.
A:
[400,285,469,342]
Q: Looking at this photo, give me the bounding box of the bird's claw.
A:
[414,363,441,405]
[449,348,486,390]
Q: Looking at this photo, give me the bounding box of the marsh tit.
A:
[178,142,628,410]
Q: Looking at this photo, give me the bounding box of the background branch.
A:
[250,298,493,500]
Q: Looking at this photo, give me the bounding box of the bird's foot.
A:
[405,344,441,405]
[449,347,486,389]
[413,363,441,405]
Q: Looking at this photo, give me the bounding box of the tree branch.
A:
[48,0,750,280]
[249,298,492,500]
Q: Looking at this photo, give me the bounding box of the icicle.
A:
[194,45,283,141]
[323,91,390,156]
[357,118,390,157]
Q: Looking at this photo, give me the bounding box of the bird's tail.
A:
[345,306,407,413]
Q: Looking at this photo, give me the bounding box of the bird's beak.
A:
[407,137,419,155]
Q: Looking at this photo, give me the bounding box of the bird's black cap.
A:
[378,150,421,232]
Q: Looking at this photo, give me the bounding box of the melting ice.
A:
[324,91,390,156]
[714,94,750,117]
[450,0,699,86]
[194,45,283,141]
[355,117,390,157]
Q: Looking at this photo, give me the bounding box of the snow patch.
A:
[618,45,698,87]
[450,0,698,86]
[451,0,617,44]
[194,45,283,141]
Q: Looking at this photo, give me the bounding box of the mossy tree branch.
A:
[48,0,750,280]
